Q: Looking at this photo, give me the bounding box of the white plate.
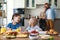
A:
[39,31,47,35]
[39,35,50,39]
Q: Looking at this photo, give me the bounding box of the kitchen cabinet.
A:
[14,0,26,8]
[36,0,49,4]
[57,0,60,8]
[26,0,36,9]
[49,0,60,9]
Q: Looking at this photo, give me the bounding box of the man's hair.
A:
[12,13,21,20]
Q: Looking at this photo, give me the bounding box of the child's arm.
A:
[7,23,12,31]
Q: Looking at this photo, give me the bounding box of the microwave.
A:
[13,8,25,14]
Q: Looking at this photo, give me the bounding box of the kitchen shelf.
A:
[0,0,7,26]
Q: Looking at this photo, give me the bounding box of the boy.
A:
[7,13,22,31]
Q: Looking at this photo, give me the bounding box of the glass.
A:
[16,27,22,33]
[1,27,6,33]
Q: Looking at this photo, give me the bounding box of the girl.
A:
[26,17,42,33]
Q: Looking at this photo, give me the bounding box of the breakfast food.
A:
[53,31,58,35]
[31,30,38,33]
[6,31,17,39]
[6,31,17,36]
[16,33,28,38]
[47,29,58,35]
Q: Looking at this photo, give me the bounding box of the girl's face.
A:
[29,18,37,27]
[13,16,21,23]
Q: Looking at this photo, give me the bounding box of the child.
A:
[26,17,42,33]
[7,13,22,31]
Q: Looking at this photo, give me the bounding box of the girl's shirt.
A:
[7,23,22,30]
[26,25,42,32]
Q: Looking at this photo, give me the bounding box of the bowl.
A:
[29,35,39,40]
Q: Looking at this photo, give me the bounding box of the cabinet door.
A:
[36,0,49,4]
[26,0,36,9]
[14,0,25,8]
[57,0,60,8]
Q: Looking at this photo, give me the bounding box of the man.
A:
[44,3,55,30]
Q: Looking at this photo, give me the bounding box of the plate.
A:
[39,35,50,39]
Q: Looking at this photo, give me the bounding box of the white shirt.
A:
[46,9,52,19]
[26,25,42,32]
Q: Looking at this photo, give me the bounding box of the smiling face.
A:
[29,17,37,27]
[13,16,21,23]
[12,13,21,23]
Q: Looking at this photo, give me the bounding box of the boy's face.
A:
[13,16,21,23]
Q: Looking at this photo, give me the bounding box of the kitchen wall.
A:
[25,5,60,18]
[55,9,60,18]
[25,5,44,17]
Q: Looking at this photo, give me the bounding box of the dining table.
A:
[0,35,60,40]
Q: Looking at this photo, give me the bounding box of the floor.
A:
[54,19,60,33]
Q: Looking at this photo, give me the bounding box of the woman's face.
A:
[13,16,21,23]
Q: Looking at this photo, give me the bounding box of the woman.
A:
[7,13,22,31]
[39,7,47,31]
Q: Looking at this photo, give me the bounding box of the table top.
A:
[0,35,60,40]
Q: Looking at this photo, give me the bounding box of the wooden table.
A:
[0,35,60,40]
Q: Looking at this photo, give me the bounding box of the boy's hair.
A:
[12,13,21,20]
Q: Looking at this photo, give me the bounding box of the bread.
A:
[16,33,28,37]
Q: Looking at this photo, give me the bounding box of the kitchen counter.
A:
[0,35,60,40]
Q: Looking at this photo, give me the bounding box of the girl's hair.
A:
[12,13,21,20]
[29,17,38,25]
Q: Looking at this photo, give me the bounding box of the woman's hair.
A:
[12,13,21,20]
[44,3,50,8]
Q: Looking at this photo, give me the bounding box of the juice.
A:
[16,27,21,33]
[1,27,6,33]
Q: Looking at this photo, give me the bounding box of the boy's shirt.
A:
[7,23,22,30]
[26,25,42,32]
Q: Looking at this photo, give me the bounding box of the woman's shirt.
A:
[26,25,42,32]
[40,8,46,19]
[7,23,22,30]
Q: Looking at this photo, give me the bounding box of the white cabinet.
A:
[26,0,36,9]
[14,0,25,8]
[57,0,60,8]
[0,0,3,3]
[36,0,49,4]
[49,0,60,9]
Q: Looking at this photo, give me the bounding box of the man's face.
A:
[13,16,21,23]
